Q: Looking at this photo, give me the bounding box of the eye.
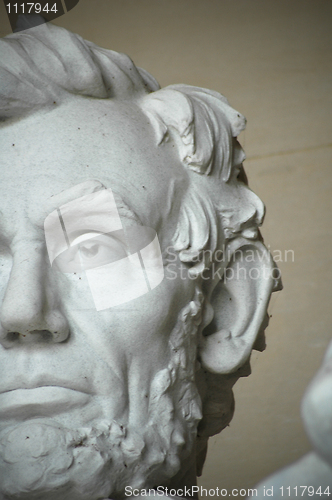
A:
[53,231,129,272]
[80,242,99,258]
[78,233,128,267]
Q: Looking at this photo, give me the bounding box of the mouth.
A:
[0,386,91,420]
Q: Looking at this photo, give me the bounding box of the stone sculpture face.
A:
[0,20,280,500]
[0,98,202,498]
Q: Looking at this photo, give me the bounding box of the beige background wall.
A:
[1,0,331,492]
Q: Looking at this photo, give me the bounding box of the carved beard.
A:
[0,289,203,500]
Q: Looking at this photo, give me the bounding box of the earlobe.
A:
[198,240,280,374]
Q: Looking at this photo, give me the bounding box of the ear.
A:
[198,239,281,374]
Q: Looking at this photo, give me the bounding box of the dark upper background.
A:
[1,0,331,492]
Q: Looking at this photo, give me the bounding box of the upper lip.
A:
[0,376,92,396]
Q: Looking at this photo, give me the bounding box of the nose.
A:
[0,245,70,348]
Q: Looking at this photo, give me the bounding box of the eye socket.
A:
[53,231,129,272]
[77,233,128,267]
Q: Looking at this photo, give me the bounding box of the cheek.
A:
[53,261,196,351]
[146,269,196,332]
[0,252,12,303]
[110,272,195,344]
[53,269,96,312]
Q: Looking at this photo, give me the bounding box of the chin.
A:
[0,291,203,500]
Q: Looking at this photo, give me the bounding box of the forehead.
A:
[0,97,187,234]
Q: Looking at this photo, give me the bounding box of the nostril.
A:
[0,331,20,349]
[5,332,20,343]
[25,330,55,342]
[26,329,58,343]
[38,330,55,342]
[0,329,57,346]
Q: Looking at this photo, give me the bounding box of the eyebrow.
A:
[55,193,143,242]
[55,200,142,256]
[111,193,143,226]
[43,181,143,229]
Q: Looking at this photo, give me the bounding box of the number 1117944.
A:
[279,486,330,496]
[5,3,58,14]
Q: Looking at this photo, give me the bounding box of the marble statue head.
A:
[0,19,281,500]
